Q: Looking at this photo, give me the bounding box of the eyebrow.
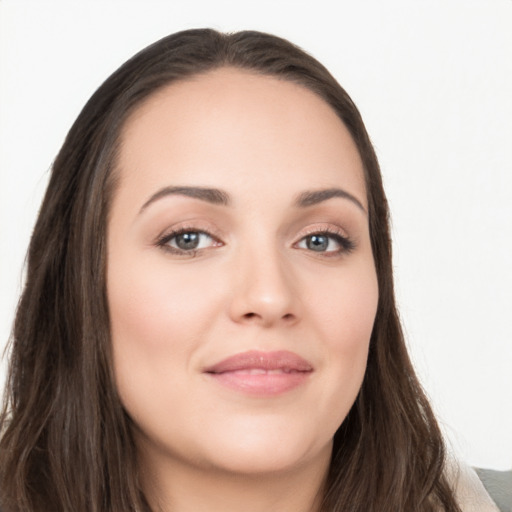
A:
[139,185,366,214]
[294,188,367,214]
[140,186,230,213]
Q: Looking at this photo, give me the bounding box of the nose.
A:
[228,245,300,328]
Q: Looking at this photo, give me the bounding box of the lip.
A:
[203,350,313,395]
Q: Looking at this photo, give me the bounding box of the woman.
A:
[0,29,498,511]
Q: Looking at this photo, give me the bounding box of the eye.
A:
[296,231,354,255]
[157,229,220,254]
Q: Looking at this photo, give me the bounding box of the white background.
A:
[1,0,511,470]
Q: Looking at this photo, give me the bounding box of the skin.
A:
[107,68,379,512]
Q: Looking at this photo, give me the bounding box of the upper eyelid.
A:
[162,228,215,241]
[155,223,222,243]
[293,224,349,240]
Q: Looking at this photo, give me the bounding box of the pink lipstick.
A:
[203,350,313,395]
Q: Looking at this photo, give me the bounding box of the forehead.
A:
[116,67,367,208]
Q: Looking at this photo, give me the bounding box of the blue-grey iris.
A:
[306,234,328,251]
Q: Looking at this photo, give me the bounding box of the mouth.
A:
[203,350,313,395]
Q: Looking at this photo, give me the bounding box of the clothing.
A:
[475,468,512,512]
[450,460,502,511]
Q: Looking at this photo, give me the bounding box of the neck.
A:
[138,441,331,512]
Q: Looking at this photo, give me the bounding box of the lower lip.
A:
[207,370,311,395]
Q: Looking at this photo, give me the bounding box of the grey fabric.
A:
[475,468,512,512]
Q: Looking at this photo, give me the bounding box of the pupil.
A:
[176,232,199,250]
[307,235,328,251]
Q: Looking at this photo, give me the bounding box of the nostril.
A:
[242,312,294,321]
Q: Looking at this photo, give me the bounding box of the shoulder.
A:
[446,458,502,512]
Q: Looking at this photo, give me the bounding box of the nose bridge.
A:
[229,232,298,326]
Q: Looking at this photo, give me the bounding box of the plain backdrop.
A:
[1,0,511,470]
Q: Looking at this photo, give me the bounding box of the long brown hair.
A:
[0,29,461,511]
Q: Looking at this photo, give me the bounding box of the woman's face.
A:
[107,68,378,477]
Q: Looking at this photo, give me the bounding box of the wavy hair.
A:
[0,29,461,511]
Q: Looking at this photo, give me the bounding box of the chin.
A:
[194,423,334,476]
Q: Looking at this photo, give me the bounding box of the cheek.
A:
[107,256,222,404]
[313,260,378,351]
[109,256,220,348]
[306,260,378,423]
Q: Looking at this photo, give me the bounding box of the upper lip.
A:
[203,350,313,374]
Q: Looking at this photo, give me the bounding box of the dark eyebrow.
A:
[294,188,367,214]
[140,186,230,213]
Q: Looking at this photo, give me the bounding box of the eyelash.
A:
[155,227,355,257]
[156,227,221,257]
[295,228,355,257]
